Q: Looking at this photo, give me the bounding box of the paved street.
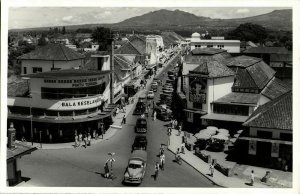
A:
[18,56,216,187]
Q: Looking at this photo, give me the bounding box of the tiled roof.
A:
[226,55,262,68]
[189,60,235,78]
[162,35,178,48]
[128,35,146,54]
[161,31,185,41]
[191,48,226,55]
[270,53,292,62]
[23,69,111,78]
[114,55,131,70]
[115,41,143,55]
[7,77,29,97]
[243,91,292,130]
[232,61,276,90]
[243,46,289,54]
[185,51,231,64]
[261,77,291,100]
[18,44,85,61]
[214,92,260,105]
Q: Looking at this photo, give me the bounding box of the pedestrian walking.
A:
[122,106,126,113]
[174,119,178,129]
[104,162,110,178]
[101,127,104,139]
[154,162,160,180]
[250,170,255,186]
[87,133,91,146]
[116,107,120,115]
[93,130,96,139]
[181,142,185,154]
[153,111,157,121]
[178,125,182,136]
[78,133,82,145]
[209,162,215,177]
[122,115,126,125]
[74,134,79,148]
[160,153,165,170]
[83,134,87,148]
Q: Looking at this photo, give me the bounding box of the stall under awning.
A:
[238,136,292,145]
[201,113,248,123]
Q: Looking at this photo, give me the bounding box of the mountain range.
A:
[10,9,292,32]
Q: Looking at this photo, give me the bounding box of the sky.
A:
[8,7,287,29]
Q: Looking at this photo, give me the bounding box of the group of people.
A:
[154,145,166,180]
[74,132,92,148]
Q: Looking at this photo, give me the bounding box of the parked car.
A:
[124,150,147,184]
[147,90,155,99]
[133,94,147,115]
[151,82,158,92]
[154,106,172,121]
[132,135,147,151]
[135,118,147,133]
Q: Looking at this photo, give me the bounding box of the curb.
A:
[167,146,225,188]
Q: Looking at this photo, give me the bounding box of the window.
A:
[193,102,202,109]
[280,133,292,141]
[23,67,27,74]
[257,130,272,139]
[32,67,42,73]
[207,45,213,48]
[217,45,224,48]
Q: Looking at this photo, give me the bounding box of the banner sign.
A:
[189,77,207,103]
[271,143,279,157]
[248,140,257,155]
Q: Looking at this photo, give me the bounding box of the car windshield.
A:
[129,162,143,169]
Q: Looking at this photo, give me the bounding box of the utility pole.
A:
[108,35,114,104]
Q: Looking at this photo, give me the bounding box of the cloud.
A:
[62,15,73,22]
[236,8,250,14]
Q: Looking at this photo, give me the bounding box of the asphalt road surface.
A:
[19,56,217,187]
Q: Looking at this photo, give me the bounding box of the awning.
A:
[146,64,157,70]
[238,136,292,145]
[201,113,248,123]
[183,109,207,115]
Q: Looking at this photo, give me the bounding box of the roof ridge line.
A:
[58,44,70,61]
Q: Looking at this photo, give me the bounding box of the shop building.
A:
[8,48,117,143]
[179,48,235,128]
[238,91,292,171]
[18,43,85,75]
[202,55,291,132]
[190,32,240,53]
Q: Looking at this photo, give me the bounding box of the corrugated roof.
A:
[243,91,292,130]
[115,41,143,55]
[243,46,289,54]
[114,55,131,70]
[22,69,111,78]
[214,92,260,105]
[191,48,226,55]
[261,77,291,100]
[128,35,146,54]
[270,53,292,62]
[226,55,262,68]
[188,60,235,78]
[18,44,85,61]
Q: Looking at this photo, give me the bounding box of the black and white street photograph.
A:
[1,1,299,193]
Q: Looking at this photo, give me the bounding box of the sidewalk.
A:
[168,131,292,188]
[24,53,180,150]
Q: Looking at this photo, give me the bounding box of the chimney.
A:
[8,122,16,149]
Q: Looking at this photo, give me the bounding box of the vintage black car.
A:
[133,94,146,115]
[154,106,172,121]
[135,118,147,133]
[132,135,147,151]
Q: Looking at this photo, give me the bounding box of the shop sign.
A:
[271,143,279,157]
[61,96,103,107]
[248,140,257,155]
[189,77,206,103]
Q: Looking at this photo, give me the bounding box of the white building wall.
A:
[21,59,84,75]
[191,42,240,53]
[206,76,234,114]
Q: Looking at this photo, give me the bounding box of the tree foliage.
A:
[226,23,268,44]
[92,27,112,50]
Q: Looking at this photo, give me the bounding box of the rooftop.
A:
[115,41,143,55]
[261,77,292,100]
[270,53,292,62]
[226,55,262,68]
[243,46,289,54]
[243,91,292,130]
[213,92,260,105]
[7,141,37,161]
[18,43,85,61]
[22,69,111,78]
[191,48,227,55]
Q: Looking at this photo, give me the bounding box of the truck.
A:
[123,150,147,184]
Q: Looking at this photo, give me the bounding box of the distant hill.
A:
[115,9,292,31]
[9,9,292,32]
